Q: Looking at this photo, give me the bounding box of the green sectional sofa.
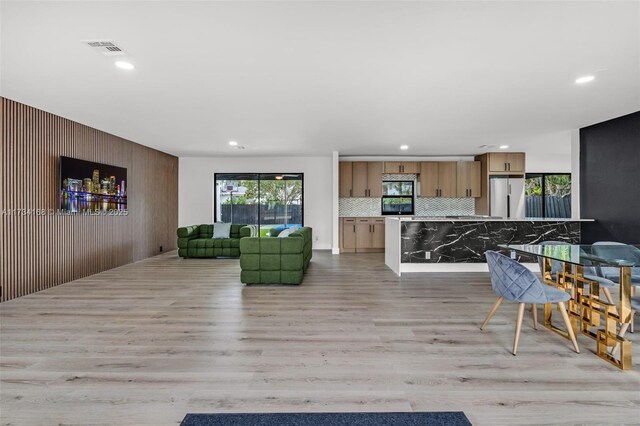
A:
[240,227,312,285]
[177,224,252,258]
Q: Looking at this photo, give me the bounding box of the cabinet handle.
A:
[353,225,355,232]
[349,189,352,197]
[504,162,507,171]
[508,162,511,171]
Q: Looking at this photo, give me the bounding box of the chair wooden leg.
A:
[602,287,614,305]
[558,302,580,353]
[532,304,538,330]
[480,296,503,330]
[513,302,525,355]
[610,310,635,353]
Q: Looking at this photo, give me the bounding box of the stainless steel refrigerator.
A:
[490,176,525,219]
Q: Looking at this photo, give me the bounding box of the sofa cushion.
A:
[278,228,293,238]
[213,223,232,239]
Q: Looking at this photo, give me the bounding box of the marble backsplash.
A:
[339,197,475,217]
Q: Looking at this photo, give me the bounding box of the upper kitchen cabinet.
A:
[384,161,419,174]
[419,162,457,197]
[339,161,353,197]
[488,152,526,173]
[341,161,383,197]
[456,161,481,197]
[366,162,383,197]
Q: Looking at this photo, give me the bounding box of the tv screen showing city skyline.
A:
[59,156,127,213]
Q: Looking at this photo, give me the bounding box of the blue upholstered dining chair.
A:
[482,250,580,355]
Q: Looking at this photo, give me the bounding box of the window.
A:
[525,173,571,218]
[381,181,414,215]
[214,173,303,236]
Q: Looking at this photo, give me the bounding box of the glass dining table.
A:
[499,243,639,370]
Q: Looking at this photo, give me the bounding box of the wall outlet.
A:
[510,250,516,259]
[425,251,431,259]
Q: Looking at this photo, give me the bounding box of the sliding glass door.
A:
[214,173,303,236]
[525,173,571,218]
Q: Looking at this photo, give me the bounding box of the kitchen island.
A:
[384,216,594,275]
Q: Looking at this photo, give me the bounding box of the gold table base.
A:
[542,259,633,370]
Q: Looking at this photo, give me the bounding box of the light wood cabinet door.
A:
[339,162,353,197]
[401,162,419,174]
[488,152,525,173]
[351,162,368,197]
[367,162,383,197]
[383,162,401,174]
[468,161,481,197]
[355,220,372,249]
[341,218,357,249]
[419,162,439,197]
[507,153,525,173]
[438,162,458,197]
[488,153,509,172]
[456,161,481,197]
[371,219,385,249]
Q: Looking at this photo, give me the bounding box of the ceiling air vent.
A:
[82,40,128,57]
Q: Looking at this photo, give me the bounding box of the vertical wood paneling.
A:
[0,97,178,302]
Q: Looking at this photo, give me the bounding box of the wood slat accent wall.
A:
[0,97,179,302]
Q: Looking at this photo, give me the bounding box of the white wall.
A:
[179,156,333,249]
[522,130,573,173]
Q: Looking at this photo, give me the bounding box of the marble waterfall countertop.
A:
[386,216,594,222]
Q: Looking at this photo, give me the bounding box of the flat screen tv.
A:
[59,156,127,213]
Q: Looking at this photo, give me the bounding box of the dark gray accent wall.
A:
[580,111,640,244]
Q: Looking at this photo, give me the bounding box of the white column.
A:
[570,129,580,219]
[332,151,340,254]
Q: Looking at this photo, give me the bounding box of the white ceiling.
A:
[2,1,639,157]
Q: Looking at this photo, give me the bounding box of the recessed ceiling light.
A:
[115,61,134,70]
[228,141,238,146]
[499,145,509,149]
[400,145,409,150]
[575,75,595,84]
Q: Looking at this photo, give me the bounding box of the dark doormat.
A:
[180,411,472,426]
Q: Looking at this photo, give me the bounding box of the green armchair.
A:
[240,227,312,284]
[177,224,252,258]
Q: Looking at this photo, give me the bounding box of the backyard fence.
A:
[525,195,571,218]
[220,204,302,225]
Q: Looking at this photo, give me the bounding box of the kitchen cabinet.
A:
[339,162,353,197]
[489,153,525,173]
[419,161,457,197]
[340,217,385,252]
[456,161,481,197]
[341,218,357,249]
[355,219,373,248]
[352,162,369,197]
[367,162,383,197]
[371,218,385,249]
[341,161,383,198]
[384,161,419,174]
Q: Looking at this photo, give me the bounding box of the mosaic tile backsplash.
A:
[339,197,475,217]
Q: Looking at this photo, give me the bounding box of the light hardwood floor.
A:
[1,251,639,426]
